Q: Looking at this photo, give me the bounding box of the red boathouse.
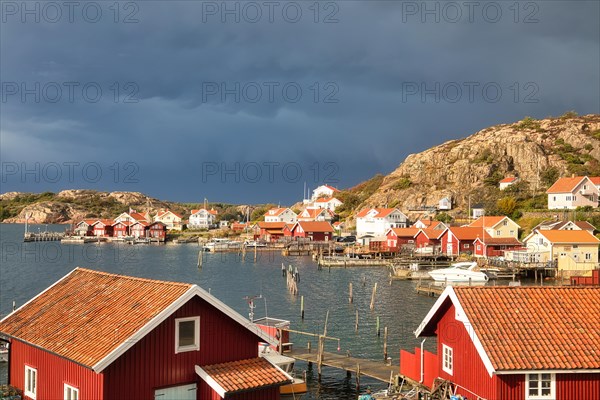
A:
[0,268,291,400]
[400,286,600,400]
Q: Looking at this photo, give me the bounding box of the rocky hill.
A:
[339,114,600,218]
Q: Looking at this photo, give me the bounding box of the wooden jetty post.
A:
[376,316,380,337]
[355,309,359,333]
[370,282,378,311]
[383,326,388,361]
[254,244,257,262]
[301,295,305,320]
[12,301,16,312]
[318,310,329,382]
[356,363,361,389]
[197,249,203,268]
[349,282,353,304]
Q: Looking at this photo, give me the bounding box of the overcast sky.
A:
[1,1,599,204]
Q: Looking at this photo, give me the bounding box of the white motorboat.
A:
[428,262,489,282]
[203,238,242,252]
[244,240,267,248]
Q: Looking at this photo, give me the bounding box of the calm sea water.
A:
[0,224,441,399]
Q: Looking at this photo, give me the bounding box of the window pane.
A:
[179,320,196,347]
[541,373,551,381]
[541,387,551,395]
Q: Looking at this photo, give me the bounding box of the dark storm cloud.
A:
[1,1,599,203]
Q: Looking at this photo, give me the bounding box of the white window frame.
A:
[24,366,37,399]
[175,316,200,353]
[442,344,453,375]
[64,384,79,400]
[525,373,555,400]
[585,253,592,260]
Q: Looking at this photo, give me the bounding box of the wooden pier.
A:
[287,347,399,383]
[23,232,65,242]
[415,282,445,297]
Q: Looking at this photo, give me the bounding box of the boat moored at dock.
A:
[428,261,488,282]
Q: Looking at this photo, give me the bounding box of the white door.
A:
[447,242,453,255]
[154,383,197,400]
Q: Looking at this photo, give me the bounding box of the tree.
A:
[497,196,517,217]
[540,167,559,187]
[435,212,453,223]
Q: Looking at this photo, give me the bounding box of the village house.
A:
[154,209,184,230]
[289,221,334,241]
[130,220,149,238]
[400,286,600,400]
[499,176,519,190]
[546,175,600,209]
[148,221,168,242]
[264,208,297,224]
[473,234,524,258]
[297,208,334,222]
[253,222,289,242]
[0,268,290,400]
[438,197,452,210]
[74,219,96,236]
[440,226,488,256]
[533,220,597,235]
[412,219,447,230]
[413,228,447,253]
[91,219,114,237]
[114,211,150,224]
[466,215,520,239]
[356,208,408,239]
[385,227,420,252]
[188,208,218,229]
[521,229,600,275]
[471,204,485,219]
[231,222,250,232]
[112,220,131,237]
[311,184,339,201]
[312,197,343,212]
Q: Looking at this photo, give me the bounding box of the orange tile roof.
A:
[199,357,291,395]
[389,228,419,237]
[296,221,334,233]
[538,229,600,244]
[454,287,600,371]
[78,219,97,225]
[321,184,339,192]
[448,226,488,241]
[92,219,115,226]
[130,212,148,221]
[477,236,522,246]
[546,176,587,193]
[590,177,600,185]
[418,228,446,240]
[256,221,287,229]
[0,268,192,369]
[264,208,293,217]
[499,177,518,183]
[157,209,183,219]
[468,216,509,228]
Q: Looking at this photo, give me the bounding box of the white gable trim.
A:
[414,286,496,377]
[496,368,600,375]
[195,365,227,398]
[92,285,275,372]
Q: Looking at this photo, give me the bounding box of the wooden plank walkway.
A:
[286,348,397,382]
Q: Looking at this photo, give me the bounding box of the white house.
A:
[264,208,297,224]
[466,216,520,239]
[311,185,340,201]
[533,220,597,235]
[188,209,218,229]
[546,176,599,209]
[438,197,452,210]
[313,197,343,212]
[356,208,408,238]
[499,177,519,190]
[297,208,334,222]
[114,211,150,224]
[154,209,183,230]
[471,204,485,219]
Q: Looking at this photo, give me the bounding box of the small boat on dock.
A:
[244,240,267,248]
[428,261,488,283]
[203,238,242,252]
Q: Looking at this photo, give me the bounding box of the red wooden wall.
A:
[102,295,269,400]
[556,373,600,399]
[9,339,103,399]
[399,347,438,389]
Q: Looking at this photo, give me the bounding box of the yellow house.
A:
[467,216,520,239]
[525,229,600,275]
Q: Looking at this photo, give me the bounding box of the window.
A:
[463,244,469,249]
[510,230,515,236]
[526,373,555,399]
[24,366,37,399]
[175,316,200,353]
[585,253,592,260]
[64,384,79,400]
[503,220,508,226]
[442,344,453,375]
[496,230,501,236]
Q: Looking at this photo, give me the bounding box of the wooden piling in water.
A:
[301,295,305,320]
[356,363,361,389]
[197,249,203,268]
[370,282,378,311]
[383,326,388,361]
[376,316,380,337]
[355,309,359,333]
[349,282,353,304]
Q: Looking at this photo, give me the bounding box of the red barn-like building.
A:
[400,286,600,400]
[440,226,487,256]
[0,268,290,400]
[414,228,446,250]
[385,228,420,251]
[290,221,334,241]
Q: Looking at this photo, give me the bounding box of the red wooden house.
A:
[385,228,420,251]
[148,221,167,241]
[253,222,288,242]
[92,219,114,237]
[74,219,96,236]
[440,227,487,256]
[400,286,600,399]
[0,268,290,400]
[112,220,131,237]
[414,228,446,249]
[473,235,523,257]
[130,221,149,238]
[290,221,334,241]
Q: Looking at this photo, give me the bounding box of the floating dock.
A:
[23,232,65,242]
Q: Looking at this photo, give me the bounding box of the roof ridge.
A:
[74,267,193,288]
